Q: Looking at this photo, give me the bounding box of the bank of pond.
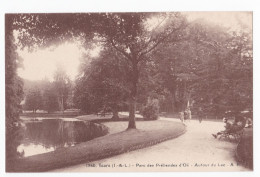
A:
[9,117,186,172]
[18,118,109,157]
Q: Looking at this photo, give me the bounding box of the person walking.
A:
[179,111,184,123]
[187,108,192,122]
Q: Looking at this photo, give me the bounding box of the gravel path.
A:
[52,118,249,172]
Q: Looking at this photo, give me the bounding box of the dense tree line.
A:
[23,67,73,113]
[11,12,252,123]
[144,19,252,117]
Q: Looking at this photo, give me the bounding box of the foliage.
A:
[24,87,43,112]
[151,19,252,117]
[187,21,253,116]
[22,74,72,113]
[10,13,253,129]
[237,129,253,169]
[5,15,24,170]
[152,40,198,112]
[141,98,159,120]
[6,13,253,172]
[53,65,72,112]
[74,47,130,117]
[14,12,188,129]
[42,85,59,113]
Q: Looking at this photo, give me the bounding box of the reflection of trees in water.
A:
[22,120,108,150]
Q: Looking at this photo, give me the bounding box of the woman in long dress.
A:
[179,112,184,123]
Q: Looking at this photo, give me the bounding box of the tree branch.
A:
[136,15,168,53]
[149,15,167,37]
[110,39,131,60]
[138,22,188,61]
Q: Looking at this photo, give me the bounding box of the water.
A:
[17,118,109,157]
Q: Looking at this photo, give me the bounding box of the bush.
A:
[236,128,253,169]
[141,98,159,120]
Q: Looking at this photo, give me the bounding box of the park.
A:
[5,12,253,172]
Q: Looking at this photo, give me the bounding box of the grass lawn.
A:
[10,117,186,172]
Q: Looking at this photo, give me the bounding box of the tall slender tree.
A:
[53,65,71,114]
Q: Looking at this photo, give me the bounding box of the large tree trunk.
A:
[128,97,136,129]
[170,86,177,113]
[61,96,64,114]
[128,61,138,129]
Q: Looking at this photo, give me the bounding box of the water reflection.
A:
[18,119,108,157]
[17,143,55,157]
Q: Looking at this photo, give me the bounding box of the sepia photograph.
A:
[3,6,255,174]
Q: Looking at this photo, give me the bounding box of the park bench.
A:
[218,128,244,142]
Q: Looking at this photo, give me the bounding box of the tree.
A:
[5,14,24,170]
[92,13,188,128]
[152,40,198,112]
[24,87,43,113]
[42,84,59,113]
[223,29,253,112]
[22,79,61,113]
[74,47,130,119]
[180,20,252,116]
[15,13,188,129]
[53,65,71,114]
[12,13,253,122]
[147,18,252,118]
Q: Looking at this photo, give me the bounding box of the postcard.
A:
[3,2,254,175]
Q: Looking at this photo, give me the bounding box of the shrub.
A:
[141,98,159,120]
[236,129,253,169]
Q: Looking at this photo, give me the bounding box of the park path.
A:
[52,118,248,172]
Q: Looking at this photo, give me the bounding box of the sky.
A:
[18,43,83,81]
[18,43,100,81]
[185,11,252,31]
[17,12,252,81]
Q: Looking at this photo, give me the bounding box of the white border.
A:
[0,0,259,177]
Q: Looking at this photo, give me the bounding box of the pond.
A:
[17,118,109,157]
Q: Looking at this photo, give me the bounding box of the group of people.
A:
[179,108,192,123]
[212,112,253,139]
[179,106,205,123]
[178,107,253,140]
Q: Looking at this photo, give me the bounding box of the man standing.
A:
[198,107,203,123]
